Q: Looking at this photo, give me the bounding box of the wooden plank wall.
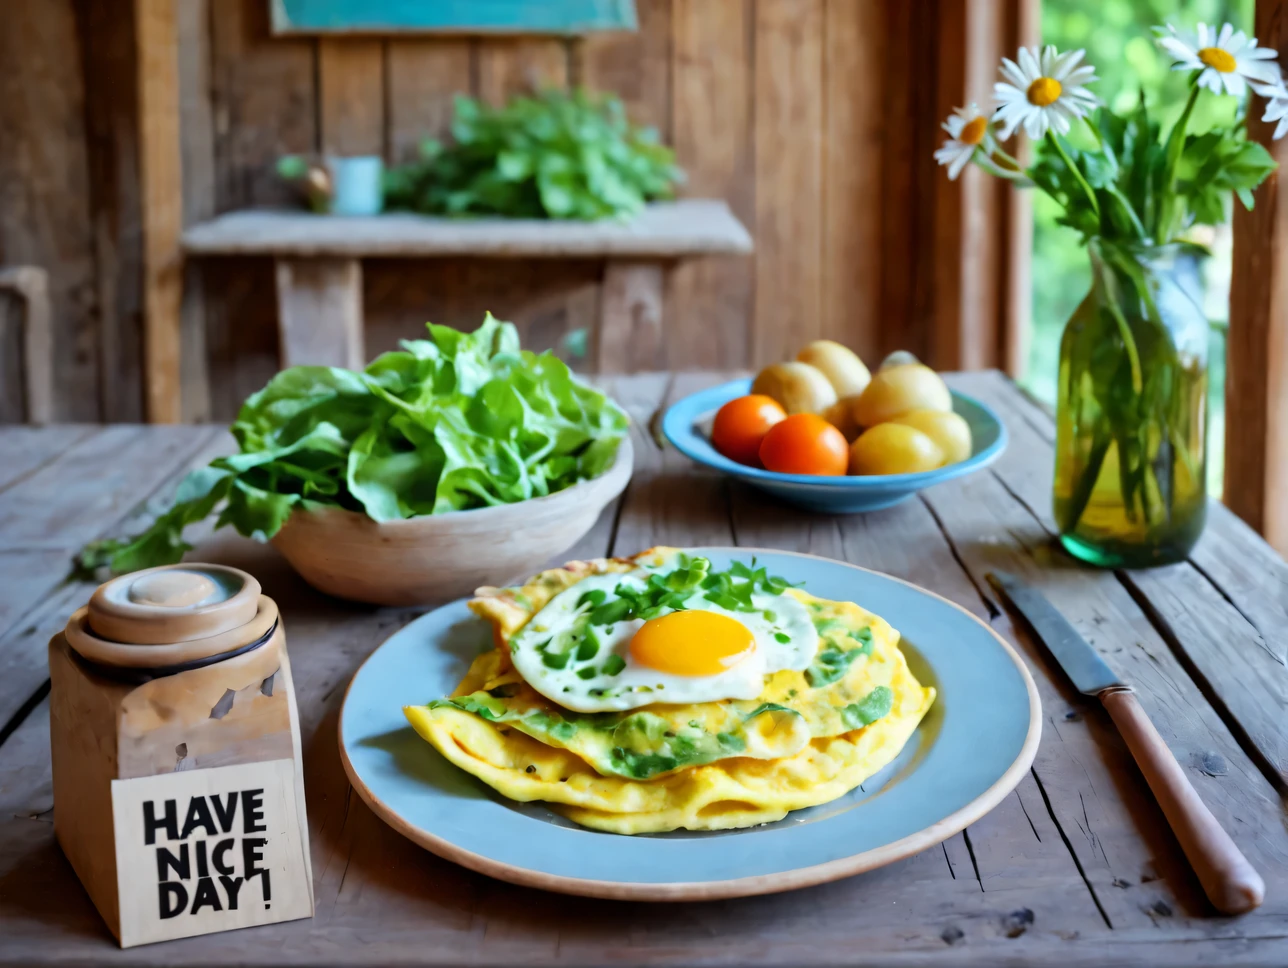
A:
[1,0,1023,422]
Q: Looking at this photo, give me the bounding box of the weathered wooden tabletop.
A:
[1,371,1287,967]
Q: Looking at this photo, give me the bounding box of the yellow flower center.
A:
[960,116,988,145]
[1026,76,1063,107]
[1198,47,1236,73]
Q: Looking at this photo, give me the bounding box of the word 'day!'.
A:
[111,759,313,947]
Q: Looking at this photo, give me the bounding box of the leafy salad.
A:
[84,315,629,575]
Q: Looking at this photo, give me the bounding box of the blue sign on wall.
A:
[270,0,638,35]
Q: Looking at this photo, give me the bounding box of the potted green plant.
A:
[937,23,1286,567]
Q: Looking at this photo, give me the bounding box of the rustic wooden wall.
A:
[1,0,1026,423]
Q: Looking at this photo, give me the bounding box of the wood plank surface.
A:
[385,39,474,163]
[821,0,885,365]
[1228,0,1288,554]
[135,0,184,423]
[74,0,146,424]
[752,0,824,367]
[595,262,664,373]
[0,425,224,649]
[476,37,568,106]
[205,0,319,420]
[0,0,102,422]
[177,0,214,423]
[275,258,365,368]
[0,425,98,493]
[667,0,754,371]
[3,373,1288,965]
[0,427,231,732]
[318,38,385,156]
[363,257,604,367]
[184,202,753,257]
[574,0,671,135]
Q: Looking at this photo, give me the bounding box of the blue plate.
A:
[339,549,1041,900]
[662,380,1009,512]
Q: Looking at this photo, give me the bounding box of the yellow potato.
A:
[796,340,871,398]
[751,361,838,415]
[889,409,972,465]
[852,364,952,427]
[821,396,863,442]
[879,350,920,371]
[848,423,944,476]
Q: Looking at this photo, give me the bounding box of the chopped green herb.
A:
[542,651,570,670]
[602,654,626,676]
[841,686,894,729]
[743,702,796,720]
[576,588,607,609]
[774,632,792,644]
[576,666,597,680]
[575,628,600,661]
[806,641,871,687]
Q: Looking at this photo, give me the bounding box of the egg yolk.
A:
[629,610,755,676]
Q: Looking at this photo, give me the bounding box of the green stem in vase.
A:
[1046,131,1101,222]
[1155,84,1201,241]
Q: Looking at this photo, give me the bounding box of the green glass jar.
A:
[1053,239,1209,568]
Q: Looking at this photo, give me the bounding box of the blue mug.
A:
[329,155,384,216]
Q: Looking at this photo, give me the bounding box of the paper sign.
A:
[111,759,313,947]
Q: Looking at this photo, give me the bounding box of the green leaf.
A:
[379,88,683,221]
[840,686,894,729]
[78,315,629,574]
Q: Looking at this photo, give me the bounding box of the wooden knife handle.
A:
[1101,687,1265,914]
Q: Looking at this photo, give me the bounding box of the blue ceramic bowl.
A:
[662,379,1008,513]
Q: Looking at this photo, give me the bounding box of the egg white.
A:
[509,560,818,713]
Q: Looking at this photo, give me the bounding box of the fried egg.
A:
[506,554,818,712]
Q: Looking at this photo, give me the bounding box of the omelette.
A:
[404,547,935,834]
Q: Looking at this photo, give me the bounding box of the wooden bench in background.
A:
[0,266,53,424]
[182,200,752,373]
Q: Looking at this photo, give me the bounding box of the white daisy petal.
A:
[1050,48,1085,81]
[1018,46,1041,82]
[999,57,1028,89]
[994,81,1025,103]
[1224,71,1247,97]
[1063,65,1098,88]
[1276,114,1288,140]
[948,148,974,180]
[1218,22,1233,48]
[1158,37,1199,62]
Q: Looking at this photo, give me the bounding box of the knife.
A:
[987,570,1265,915]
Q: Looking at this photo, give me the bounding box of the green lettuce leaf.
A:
[84,314,628,575]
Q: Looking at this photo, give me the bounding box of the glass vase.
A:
[1053,239,1209,568]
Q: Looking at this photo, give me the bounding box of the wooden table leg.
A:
[0,266,53,423]
[596,261,665,373]
[273,257,364,370]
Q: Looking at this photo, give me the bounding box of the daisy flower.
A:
[1154,23,1279,97]
[994,46,1098,140]
[1253,74,1288,140]
[934,103,991,180]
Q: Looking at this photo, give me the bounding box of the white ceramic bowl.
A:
[271,437,633,606]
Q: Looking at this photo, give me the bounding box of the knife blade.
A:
[985,569,1265,915]
[986,570,1121,695]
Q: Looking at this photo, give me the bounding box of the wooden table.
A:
[182,201,753,374]
[2,371,1287,966]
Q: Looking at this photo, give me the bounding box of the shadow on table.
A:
[0,836,116,944]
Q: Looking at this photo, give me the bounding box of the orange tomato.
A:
[712,394,787,465]
[758,413,849,476]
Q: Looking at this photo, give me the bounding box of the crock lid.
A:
[86,564,261,646]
